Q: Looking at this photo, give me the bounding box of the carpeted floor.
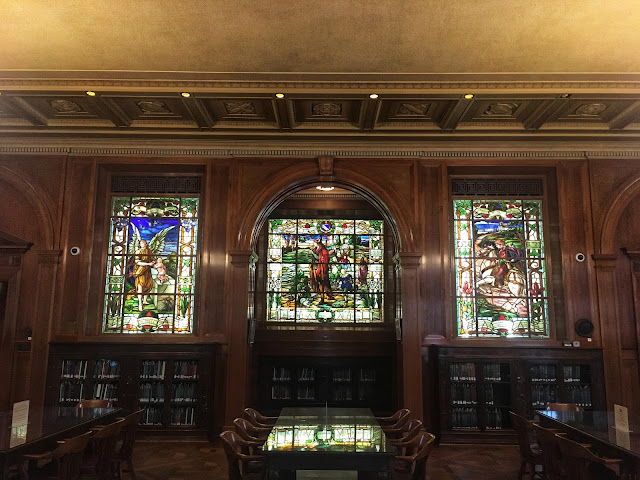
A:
[132,441,522,480]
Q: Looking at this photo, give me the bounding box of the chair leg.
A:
[518,460,526,480]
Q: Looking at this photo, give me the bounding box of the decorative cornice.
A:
[0,144,638,159]
[2,72,640,93]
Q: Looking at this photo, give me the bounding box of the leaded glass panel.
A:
[453,199,549,337]
[266,219,384,324]
[103,196,199,334]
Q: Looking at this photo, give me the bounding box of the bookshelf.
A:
[258,356,393,414]
[46,344,213,437]
[434,347,605,443]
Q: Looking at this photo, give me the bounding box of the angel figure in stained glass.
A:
[127,223,176,311]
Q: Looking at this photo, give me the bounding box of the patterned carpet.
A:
[132,441,521,480]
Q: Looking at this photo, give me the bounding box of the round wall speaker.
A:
[575,319,594,337]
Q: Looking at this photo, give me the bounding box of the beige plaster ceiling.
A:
[2,0,640,75]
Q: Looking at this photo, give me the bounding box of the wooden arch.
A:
[234,160,416,254]
[599,175,640,254]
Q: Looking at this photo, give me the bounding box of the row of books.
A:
[93,382,118,401]
[450,363,476,381]
[563,365,589,383]
[59,381,85,402]
[485,408,506,430]
[272,367,291,381]
[483,363,508,382]
[530,364,557,382]
[171,382,198,401]
[170,406,196,425]
[61,360,88,379]
[271,385,291,400]
[94,359,120,379]
[531,384,558,407]
[451,407,479,429]
[332,368,352,382]
[451,382,478,405]
[140,407,163,425]
[174,360,199,379]
[139,382,166,402]
[140,360,166,379]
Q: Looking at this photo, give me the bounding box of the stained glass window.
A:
[453,199,548,337]
[266,219,384,324]
[103,196,199,334]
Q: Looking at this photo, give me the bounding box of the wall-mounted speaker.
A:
[575,319,594,337]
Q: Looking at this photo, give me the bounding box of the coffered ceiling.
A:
[1,1,640,144]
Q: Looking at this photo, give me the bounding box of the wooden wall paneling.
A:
[27,250,62,409]
[56,157,97,336]
[223,250,253,426]
[625,252,640,372]
[201,163,230,338]
[556,161,598,344]
[592,254,624,410]
[397,251,423,420]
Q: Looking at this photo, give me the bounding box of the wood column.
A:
[622,250,640,381]
[398,251,423,419]
[223,250,252,426]
[592,253,624,409]
[26,250,62,409]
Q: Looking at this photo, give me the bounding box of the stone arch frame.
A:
[223,159,424,424]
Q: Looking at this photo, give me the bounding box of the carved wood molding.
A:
[1,143,639,159]
[591,253,619,270]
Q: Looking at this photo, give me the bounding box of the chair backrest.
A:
[509,411,540,461]
[77,399,112,408]
[393,431,436,480]
[51,430,94,480]
[244,407,276,427]
[233,417,265,443]
[390,419,424,451]
[119,409,144,458]
[384,409,411,433]
[92,419,125,478]
[532,423,565,480]
[220,430,262,480]
[545,403,583,412]
[555,434,620,480]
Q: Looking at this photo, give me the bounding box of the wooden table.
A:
[537,409,640,479]
[0,406,124,479]
[261,407,396,480]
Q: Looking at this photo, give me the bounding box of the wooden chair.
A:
[532,423,570,480]
[389,431,436,480]
[115,409,144,480]
[545,403,583,412]
[81,418,125,480]
[378,409,411,436]
[509,411,544,480]
[76,399,112,408]
[243,408,277,427]
[233,418,269,444]
[387,419,424,447]
[377,409,411,427]
[19,430,93,480]
[555,433,621,480]
[219,430,266,480]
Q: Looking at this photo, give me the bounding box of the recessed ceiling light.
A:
[369,93,379,99]
[463,94,474,99]
[181,92,191,98]
[275,93,285,99]
[86,91,96,96]
[316,186,335,192]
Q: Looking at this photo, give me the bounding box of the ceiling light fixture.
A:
[316,185,335,192]
[86,91,96,96]
[369,93,379,99]
[181,92,191,98]
[275,93,285,99]
[464,94,474,99]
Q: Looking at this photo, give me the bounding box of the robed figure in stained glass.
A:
[127,223,176,312]
[310,237,333,304]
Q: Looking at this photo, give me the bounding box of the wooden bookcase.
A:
[434,346,605,443]
[46,343,214,437]
[257,355,393,415]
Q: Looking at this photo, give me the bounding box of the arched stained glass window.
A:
[103,196,199,334]
[453,198,549,338]
[266,218,384,324]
